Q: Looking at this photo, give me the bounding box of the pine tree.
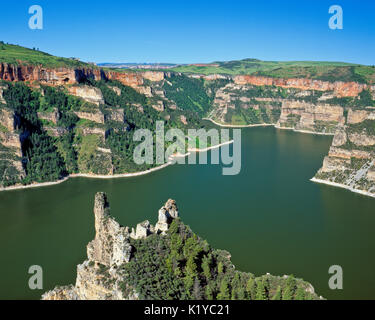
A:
[272,286,282,300]
[282,275,296,300]
[205,285,214,300]
[295,287,306,300]
[217,278,230,300]
[255,279,266,300]
[202,255,212,280]
[231,273,241,300]
[246,277,256,300]
[217,262,224,274]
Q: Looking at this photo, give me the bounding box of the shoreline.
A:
[310,177,375,199]
[274,125,335,136]
[204,118,334,136]
[0,140,234,193]
[202,117,275,128]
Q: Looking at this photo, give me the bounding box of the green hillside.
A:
[0,42,90,68]
[171,59,375,84]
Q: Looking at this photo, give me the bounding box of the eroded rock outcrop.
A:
[37,108,60,124]
[42,193,178,300]
[0,107,25,186]
[68,85,104,105]
[87,193,132,267]
[74,110,105,124]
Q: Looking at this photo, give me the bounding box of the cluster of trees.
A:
[3,83,67,183]
[122,219,318,300]
[41,86,80,173]
[163,74,212,116]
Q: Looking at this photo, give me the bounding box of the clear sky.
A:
[1,0,374,65]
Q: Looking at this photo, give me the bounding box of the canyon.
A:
[0,60,374,198]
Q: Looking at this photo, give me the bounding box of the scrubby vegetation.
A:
[347,119,375,136]
[121,219,320,300]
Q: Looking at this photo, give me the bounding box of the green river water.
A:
[1,126,375,300]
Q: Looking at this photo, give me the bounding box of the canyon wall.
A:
[0,62,164,91]
[276,100,345,134]
[233,75,375,97]
[314,110,375,196]
[0,107,25,186]
[208,79,374,197]
[2,61,374,99]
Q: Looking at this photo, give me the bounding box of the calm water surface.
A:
[1,127,375,299]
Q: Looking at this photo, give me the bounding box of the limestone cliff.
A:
[208,82,281,125]
[68,85,104,105]
[276,100,345,134]
[0,62,166,96]
[233,75,375,98]
[0,106,25,186]
[314,111,375,196]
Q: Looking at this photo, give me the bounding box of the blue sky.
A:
[1,0,374,64]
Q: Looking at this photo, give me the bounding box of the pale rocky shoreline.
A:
[203,117,275,128]
[274,125,336,136]
[311,177,375,199]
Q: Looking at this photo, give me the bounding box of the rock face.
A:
[0,62,103,85]
[314,118,375,196]
[74,110,105,124]
[37,108,60,124]
[155,199,179,234]
[0,107,25,186]
[347,109,375,124]
[0,107,17,131]
[142,71,164,82]
[277,100,344,134]
[106,108,125,123]
[0,84,7,104]
[42,193,179,300]
[68,85,104,105]
[209,82,281,125]
[233,75,374,97]
[87,193,132,267]
[0,63,164,94]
